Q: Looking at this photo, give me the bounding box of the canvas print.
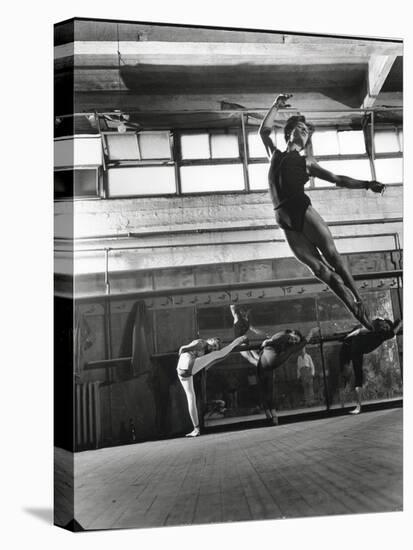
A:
[54,17,403,531]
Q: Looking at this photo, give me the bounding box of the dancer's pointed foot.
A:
[349,406,361,415]
[185,427,200,437]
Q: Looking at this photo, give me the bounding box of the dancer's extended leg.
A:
[284,225,370,328]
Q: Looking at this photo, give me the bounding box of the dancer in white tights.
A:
[177,335,248,437]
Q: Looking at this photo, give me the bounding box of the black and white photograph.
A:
[52,15,404,532]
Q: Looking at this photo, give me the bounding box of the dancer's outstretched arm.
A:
[179,340,203,355]
[307,162,385,193]
[259,93,292,157]
[393,319,403,335]
[192,335,248,375]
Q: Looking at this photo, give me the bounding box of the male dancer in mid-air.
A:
[259,93,385,329]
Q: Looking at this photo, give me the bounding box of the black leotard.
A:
[268,149,311,232]
[340,329,395,387]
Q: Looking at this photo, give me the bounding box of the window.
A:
[372,126,403,185]
[247,130,283,158]
[337,130,366,154]
[178,131,242,193]
[210,134,239,158]
[313,159,372,188]
[54,168,99,199]
[311,129,365,157]
[107,166,176,197]
[105,131,172,162]
[374,129,400,153]
[311,130,339,156]
[248,163,269,191]
[138,132,171,159]
[181,134,210,159]
[374,158,403,184]
[106,134,139,161]
[54,136,102,168]
[180,132,239,160]
[180,164,244,193]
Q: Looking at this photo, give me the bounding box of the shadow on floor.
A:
[23,507,53,525]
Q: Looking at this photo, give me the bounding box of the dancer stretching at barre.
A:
[230,304,268,366]
[259,94,385,329]
[177,335,248,437]
[339,318,402,415]
[257,327,320,425]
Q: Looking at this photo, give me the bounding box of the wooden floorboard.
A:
[73,408,403,530]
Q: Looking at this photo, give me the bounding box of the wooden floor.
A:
[74,408,403,530]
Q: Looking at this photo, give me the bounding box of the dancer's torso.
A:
[268,149,309,209]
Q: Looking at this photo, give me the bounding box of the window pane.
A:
[248,163,269,190]
[337,130,366,154]
[312,130,339,156]
[106,134,139,161]
[54,169,98,199]
[180,164,245,193]
[210,134,239,158]
[248,130,281,157]
[248,132,269,158]
[55,137,102,167]
[138,131,171,159]
[374,158,403,184]
[181,134,210,159]
[107,166,176,196]
[314,159,371,187]
[374,130,399,153]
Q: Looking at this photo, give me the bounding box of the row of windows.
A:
[104,128,403,162]
[54,157,403,199]
[54,127,403,199]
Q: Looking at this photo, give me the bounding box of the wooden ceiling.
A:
[54,19,403,128]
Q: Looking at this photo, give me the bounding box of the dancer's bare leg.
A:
[284,226,371,329]
[350,386,362,415]
[301,207,372,328]
[178,375,200,436]
[192,336,247,375]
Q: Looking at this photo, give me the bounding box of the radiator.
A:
[75,382,101,450]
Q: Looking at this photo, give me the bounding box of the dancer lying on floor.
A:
[177,335,248,437]
[339,318,402,415]
[256,327,320,425]
[259,93,385,329]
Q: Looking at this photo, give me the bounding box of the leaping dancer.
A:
[259,94,385,329]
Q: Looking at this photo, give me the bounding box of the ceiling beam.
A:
[55,40,403,68]
[362,55,397,108]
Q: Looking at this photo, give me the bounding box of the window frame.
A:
[54,166,102,201]
[176,128,248,195]
[102,130,179,199]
